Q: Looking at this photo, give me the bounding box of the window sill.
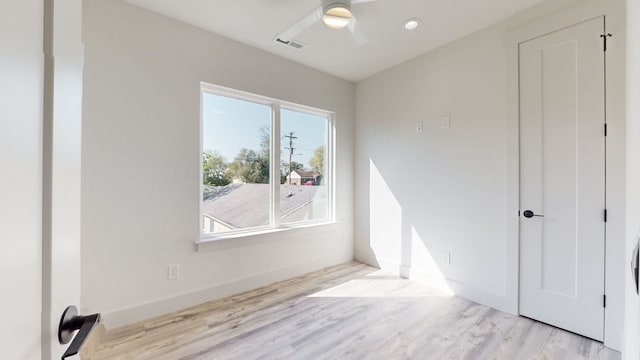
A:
[195,222,340,253]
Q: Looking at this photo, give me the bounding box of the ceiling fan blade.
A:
[277,5,323,42]
[348,15,368,46]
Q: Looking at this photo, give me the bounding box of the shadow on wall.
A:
[365,159,453,296]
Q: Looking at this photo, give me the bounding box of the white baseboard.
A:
[443,277,513,315]
[102,254,353,329]
[356,254,514,315]
[104,252,514,329]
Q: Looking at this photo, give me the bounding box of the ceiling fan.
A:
[275,0,375,47]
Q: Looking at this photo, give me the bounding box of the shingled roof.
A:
[202,184,326,229]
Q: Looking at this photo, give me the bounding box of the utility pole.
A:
[284,132,297,195]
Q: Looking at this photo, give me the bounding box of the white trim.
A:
[199,82,336,241]
[202,213,234,230]
[201,82,334,117]
[201,82,278,107]
[376,258,402,274]
[329,113,336,223]
[272,105,281,228]
[504,10,522,319]
[505,0,625,350]
[199,90,205,238]
[101,250,350,329]
[200,224,274,240]
[197,221,339,252]
[357,254,514,314]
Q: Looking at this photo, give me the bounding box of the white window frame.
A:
[199,82,335,242]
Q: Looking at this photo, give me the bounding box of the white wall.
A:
[626,0,640,358]
[0,1,43,359]
[355,0,626,350]
[81,0,355,328]
[356,9,514,309]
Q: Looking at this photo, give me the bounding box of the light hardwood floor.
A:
[86,262,620,360]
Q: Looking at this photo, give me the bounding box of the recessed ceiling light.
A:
[404,19,421,30]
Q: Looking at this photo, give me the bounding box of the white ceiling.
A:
[125,0,545,82]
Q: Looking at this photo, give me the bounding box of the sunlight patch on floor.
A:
[307,273,453,298]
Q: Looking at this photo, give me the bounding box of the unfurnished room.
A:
[2,0,640,359]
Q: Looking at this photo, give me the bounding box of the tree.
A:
[284,161,304,172]
[258,125,270,156]
[202,150,230,186]
[309,146,325,174]
[227,148,270,184]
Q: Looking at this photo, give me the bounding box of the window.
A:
[280,109,329,224]
[200,83,333,239]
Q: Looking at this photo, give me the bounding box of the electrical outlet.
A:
[415,120,423,133]
[168,264,180,280]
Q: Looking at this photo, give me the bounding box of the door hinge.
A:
[601,33,612,52]
[603,294,607,308]
[604,209,608,222]
[604,123,608,136]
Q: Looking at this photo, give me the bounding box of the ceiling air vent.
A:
[274,37,304,50]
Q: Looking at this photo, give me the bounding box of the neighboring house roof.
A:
[290,170,320,178]
[202,184,325,229]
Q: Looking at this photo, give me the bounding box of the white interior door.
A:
[519,16,606,341]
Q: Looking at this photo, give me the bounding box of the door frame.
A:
[517,16,607,341]
[42,0,84,359]
[505,0,626,350]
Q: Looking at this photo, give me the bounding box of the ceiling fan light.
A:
[323,14,351,29]
[322,3,352,29]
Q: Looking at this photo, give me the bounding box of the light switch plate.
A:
[441,116,451,129]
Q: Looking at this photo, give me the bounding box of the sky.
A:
[202,93,327,169]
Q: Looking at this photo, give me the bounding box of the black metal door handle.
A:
[632,240,639,295]
[58,305,101,359]
[523,210,544,218]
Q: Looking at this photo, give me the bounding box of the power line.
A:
[284,132,298,195]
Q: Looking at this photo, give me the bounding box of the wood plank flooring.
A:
[85,262,620,360]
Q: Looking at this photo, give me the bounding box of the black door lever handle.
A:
[58,305,101,359]
[523,210,544,218]
[632,240,639,295]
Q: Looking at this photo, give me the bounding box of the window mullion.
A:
[271,105,281,228]
[201,83,333,239]
[199,91,205,237]
[328,114,335,222]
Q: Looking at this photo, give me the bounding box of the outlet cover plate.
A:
[168,264,180,280]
